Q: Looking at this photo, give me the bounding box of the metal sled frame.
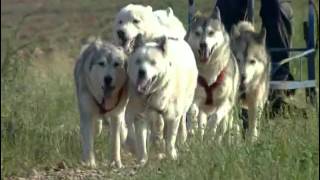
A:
[187,0,318,105]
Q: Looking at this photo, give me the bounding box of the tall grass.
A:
[130,108,318,180]
[1,28,75,177]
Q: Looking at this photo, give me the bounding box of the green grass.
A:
[133,113,319,180]
[1,0,319,179]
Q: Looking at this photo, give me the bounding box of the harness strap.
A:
[197,68,226,105]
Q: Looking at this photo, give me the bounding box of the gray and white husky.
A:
[230,21,270,142]
[74,40,128,168]
[186,7,240,142]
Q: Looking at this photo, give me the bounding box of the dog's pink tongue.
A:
[102,92,118,110]
[200,50,210,63]
[201,57,209,62]
[137,79,148,93]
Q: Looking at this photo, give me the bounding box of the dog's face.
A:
[84,42,127,98]
[113,4,157,52]
[186,7,225,64]
[230,27,268,90]
[128,35,169,95]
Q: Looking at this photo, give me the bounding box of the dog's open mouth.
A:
[136,76,157,94]
[102,85,115,97]
[198,44,217,63]
[100,86,119,111]
[239,83,246,99]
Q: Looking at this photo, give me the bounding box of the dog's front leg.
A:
[186,103,199,136]
[207,101,232,143]
[165,117,181,160]
[80,110,97,168]
[198,110,207,140]
[247,101,264,142]
[97,119,103,136]
[134,114,148,166]
[227,112,241,144]
[119,116,128,147]
[150,112,166,160]
[109,113,124,168]
[124,109,137,155]
[177,114,187,145]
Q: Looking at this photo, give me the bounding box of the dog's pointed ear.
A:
[257,27,266,44]
[157,36,168,54]
[211,7,221,21]
[191,11,201,23]
[81,42,98,59]
[166,7,173,16]
[146,5,153,12]
[191,15,197,23]
[81,42,99,71]
[133,34,144,52]
[230,25,240,38]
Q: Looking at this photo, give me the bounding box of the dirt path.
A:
[7,162,139,180]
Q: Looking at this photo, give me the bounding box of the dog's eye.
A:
[133,19,140,24]
[114,62,120,67]
[208,31,214,36]
[195,31,201,36]
[98,62,105,67]
[118,20,123,25]
[136,59,142,64]
[249,59,256,65]
[150,60,156,65]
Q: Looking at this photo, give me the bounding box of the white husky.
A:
[126,34,198,165]
[113,4,186,52]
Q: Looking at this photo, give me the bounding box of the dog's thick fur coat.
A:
[186,8,240,142]
[230,21,270,141]
[113,4,186,52]
[74,40,128,168]
[126,35,198,165]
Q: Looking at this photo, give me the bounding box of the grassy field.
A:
[1,0,319,179]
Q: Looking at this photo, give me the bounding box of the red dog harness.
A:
[197,68,226,105]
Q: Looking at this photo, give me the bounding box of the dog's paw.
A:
[246,130,258,143]
[81,160,97,169]
[110,160,124,169]
[167,147,177,160]
[156,153,166,160]
[249,134,258,143]
[136,158,148,167]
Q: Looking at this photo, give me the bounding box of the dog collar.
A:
[96,86,125,114]
[198,68,226,105]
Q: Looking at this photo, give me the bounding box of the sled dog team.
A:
[74,4,270,168]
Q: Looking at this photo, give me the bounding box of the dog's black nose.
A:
[104,76,113,86]
[117,30,126,41]
[138,69,146,79]
[199,42,207,50]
